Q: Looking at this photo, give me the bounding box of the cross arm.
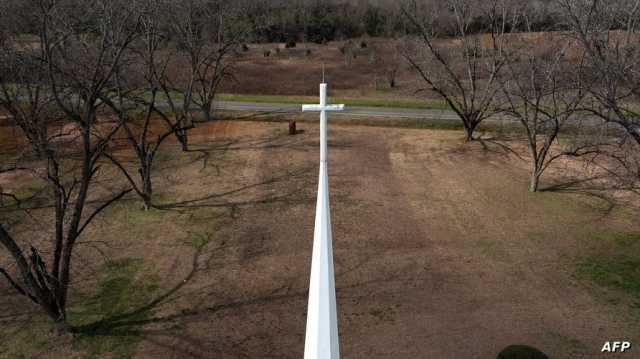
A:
[302,104,345,112]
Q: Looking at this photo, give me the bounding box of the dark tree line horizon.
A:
[2,0,597,45]
[229,0,613,44]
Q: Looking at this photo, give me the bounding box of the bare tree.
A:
[169,0,244,137]
[402,0,511,141]
[374,41,403,89]
[500,39,594,192]
[0,0,138,330]
[553,0,640,191]
[599,141,640,193]
[557,0,640,145]
[100,0,196,210]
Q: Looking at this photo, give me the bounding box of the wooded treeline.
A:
[241,0,565,43]
[2,0,574,44]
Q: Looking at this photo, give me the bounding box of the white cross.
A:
[302,84,345,163]
[302,83,344,359]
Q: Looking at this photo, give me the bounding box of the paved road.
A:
[10,94,460,120]
[213,101,461,120]
[212,101,610,127]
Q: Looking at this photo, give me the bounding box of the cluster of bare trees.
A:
[0,0,243,331]
[105,0,243,209]
[403,0,640,193]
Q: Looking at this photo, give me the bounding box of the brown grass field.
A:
[217,33,580,100]
[1,119,639,358]
[218,38,422,98]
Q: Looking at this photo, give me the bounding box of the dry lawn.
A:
[218,38,421,98]
[217,33,600,99]
[1,120,639,358]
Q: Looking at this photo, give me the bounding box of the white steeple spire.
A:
[302,82,345,359]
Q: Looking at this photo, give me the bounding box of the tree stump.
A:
[289,120,297,135]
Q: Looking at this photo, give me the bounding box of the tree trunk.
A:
[137,158,154,210]
[463,122,476,142]
[142,196,152,211]
[0,225,67,327]
[49,157,64,279]
[142,169,153,211]
[529,171,540,193]
[176,128,189,152]
[43,298,66,328]
[201,102,213,122]
[202,110,211,122]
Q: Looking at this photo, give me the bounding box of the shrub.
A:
[462,44,483,58]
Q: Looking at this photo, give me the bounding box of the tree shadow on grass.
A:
[69,239,210,335]
[66,236,308,358]
[62,238,283,356]
[541,176,621,219]
[155,166,314,211]
[476,137,528,161]
[65,238,394,358]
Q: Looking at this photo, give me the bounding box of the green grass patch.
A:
[67,257,161,358]
[184,232,213,249]
[0,318,55,359]
[105,201,168,225]
[123,204,169,237]
[1,257,161,358]
[216,93,449,110]
[528,190,580,211]
[576,232,640,307]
